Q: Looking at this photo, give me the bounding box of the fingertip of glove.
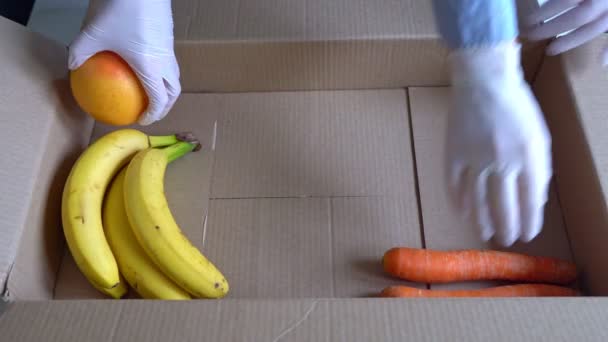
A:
[602,48,608,67]
[520,232,539,244]
[136,79,178,126]
[480,229,494,244]
[67,54,82,71]
[67,50,95,71]
[521,217,543,243]
[493,221,519,247]
[137,113,156,126]
[137,107,170,126]
[136,95,168,127]
[519,27,541,42]
[66,36,92,70]
[545,43,563,57]
[494,233,518,248]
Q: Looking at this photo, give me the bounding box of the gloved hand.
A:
[445,40,553,247]
[68,0,181,125]
[523,0,608,61]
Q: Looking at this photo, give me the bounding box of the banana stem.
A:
[164,141,200,163]
[149,135,179,148]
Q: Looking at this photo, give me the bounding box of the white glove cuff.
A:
[447,40,524,86]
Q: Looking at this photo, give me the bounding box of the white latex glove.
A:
[445,41,553,247]
[523,0,608,61]
[68,0,181,125]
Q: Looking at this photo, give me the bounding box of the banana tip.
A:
[176,132,198,143]
[175,132,202,152]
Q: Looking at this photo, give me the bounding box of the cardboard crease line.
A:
[271,300,319,342]
[211,120,217,151]
[202,214,208,249]
[404,88,427,250]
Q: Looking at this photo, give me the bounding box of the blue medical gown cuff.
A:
[431,0,519,49]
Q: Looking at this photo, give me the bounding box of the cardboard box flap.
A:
[533,36,608,295]
[172,0,544,92]
[173,0,437,41]
[0,17,92,299]
[2,298,608,341]
[174,0,539,42]
[557,38,608,199]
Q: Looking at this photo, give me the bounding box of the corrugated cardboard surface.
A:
[0,16,92,299]
[172,0,543,91]
[54,89,422,299]
[3,298,608,341]
[210,90,413,197]
[174,0,435,40]
[205,196,422,298]
[533,36,608,295]
[173,0,447,91]
[328,196,421,296]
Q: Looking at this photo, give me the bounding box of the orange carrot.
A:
[382,247,577,284]
[380,284,579,297]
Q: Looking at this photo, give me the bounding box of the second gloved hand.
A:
[68,0,181,125]
[445,41,553,247]
[523,0,608,62]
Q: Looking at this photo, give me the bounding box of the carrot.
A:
[380,284,579,297]
[382,247,577,284]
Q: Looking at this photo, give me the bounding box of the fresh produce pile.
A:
[379,247,580,297]
[61,128,228,299]
[60,129,580,300]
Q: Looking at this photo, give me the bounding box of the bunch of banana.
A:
[103,168,191,300]
[61,128,228,299]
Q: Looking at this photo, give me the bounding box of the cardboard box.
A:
[2,0,608,340]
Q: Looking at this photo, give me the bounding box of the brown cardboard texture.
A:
[0,16,93,300]
[533,37,608,295]
[172,0,545,92]
[3,1,608,340]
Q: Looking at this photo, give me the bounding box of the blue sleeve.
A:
[431,0,518,49]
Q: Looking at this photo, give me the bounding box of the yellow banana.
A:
[61,128,179,292]
[124,142,229,298]
[103,168,191,300]
[92,274,128,299]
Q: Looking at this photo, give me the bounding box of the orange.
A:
[70,51,148,126]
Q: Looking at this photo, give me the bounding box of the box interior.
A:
[168,0,547,92]
[1,0,605,304]
[5,0,608,339]
[38,86,582,300]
